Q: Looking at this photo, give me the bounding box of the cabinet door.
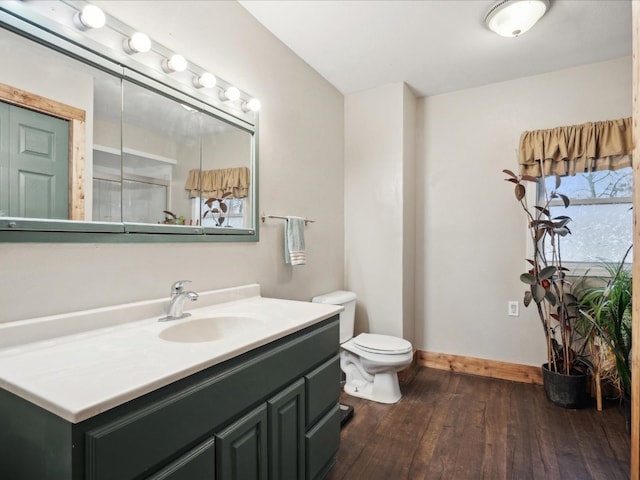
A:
[268,379,305,480]
[6,103,69,218]
[216,404,268,480]
[305,405,340,480]
[147,437,215,480]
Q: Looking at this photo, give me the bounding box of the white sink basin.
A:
[159,315,267,343]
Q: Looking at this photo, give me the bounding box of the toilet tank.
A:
[312,290,357,344]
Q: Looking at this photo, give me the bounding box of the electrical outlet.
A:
[508,301,519,317]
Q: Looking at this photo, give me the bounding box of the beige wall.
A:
[416,57,632,366]
[0,1,345,323]
[344,83,416,342]
[0,1,631,373]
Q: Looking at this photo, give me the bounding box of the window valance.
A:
[518,117,633,177]
[184,167,250,199]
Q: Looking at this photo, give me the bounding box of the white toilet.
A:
[312,290,413,404]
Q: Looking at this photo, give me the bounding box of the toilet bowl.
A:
[312,291,413,404]
[340,333,413,403]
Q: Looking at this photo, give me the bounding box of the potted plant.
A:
[503,169,590,408]
[162,210,185,225]
[575,246,632,427]
[203,192,233,227]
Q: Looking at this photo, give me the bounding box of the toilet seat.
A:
[353,333,412,355]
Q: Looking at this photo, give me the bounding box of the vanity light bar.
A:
[63,0,261,115]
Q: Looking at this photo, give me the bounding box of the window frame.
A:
[533,169,633,277]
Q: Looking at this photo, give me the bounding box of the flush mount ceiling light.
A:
[193,72,217,89]
[485,0,550,37]
[123,32,151,54]
[220,86,241,102]
[73,4,106,30]
[242,98,261,113]
[162,54,187,73]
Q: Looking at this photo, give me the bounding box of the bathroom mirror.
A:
[0,2,258,242]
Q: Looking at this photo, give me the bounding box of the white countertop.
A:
[0,285,342,423]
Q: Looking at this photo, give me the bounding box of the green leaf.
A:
[534,206,550,217]
[524,291,532,307]
[539,266,556,279]
[515,184,526,201]
[558,194,570,208]
[520,273,537,285]
[545,290,557,306]
[564,293,578,306]
[552,216,571,228]
[532,285,546,303]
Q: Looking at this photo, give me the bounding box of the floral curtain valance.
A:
[184,167,250,199]
[518,117,633,177]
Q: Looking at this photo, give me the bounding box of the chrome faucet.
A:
[159,280,199,321]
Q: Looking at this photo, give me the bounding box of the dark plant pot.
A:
[622,393,631,434]
[541,363,588,409]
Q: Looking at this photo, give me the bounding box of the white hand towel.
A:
[284,216,306,265]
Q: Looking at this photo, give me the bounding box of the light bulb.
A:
[242,98,261,112]
[221,86,240,101]
[162,54,187,73]
[193,72,217,89]
[73,5,106,30]
[123,32,151,54]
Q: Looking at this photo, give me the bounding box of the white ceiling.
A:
[238,0,632,97]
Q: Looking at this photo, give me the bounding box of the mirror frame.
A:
[0,1,259,243]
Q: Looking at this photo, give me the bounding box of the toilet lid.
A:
[353,333,412,354]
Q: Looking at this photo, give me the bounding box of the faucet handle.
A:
[171,280,191,295]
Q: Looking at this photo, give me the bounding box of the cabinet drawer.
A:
[305,404,340,480]
[305,355,340,428]
[147,437,215,480]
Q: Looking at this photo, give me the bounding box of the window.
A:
[540,167,633,270]
[193,197,246,228]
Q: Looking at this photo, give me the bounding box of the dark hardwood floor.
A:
[326,367,630,480]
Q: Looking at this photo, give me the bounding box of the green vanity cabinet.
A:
[0,316,341,480]
[304,356,342,480]
[216,404,268,480]
[147,437,216,480]
[267,379,306,480]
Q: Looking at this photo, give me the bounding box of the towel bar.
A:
[261,213,315,225]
